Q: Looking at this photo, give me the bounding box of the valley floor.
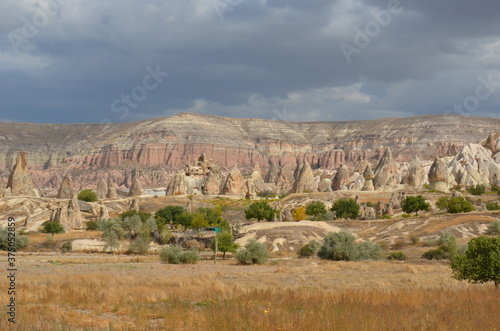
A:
[0,253,498,330]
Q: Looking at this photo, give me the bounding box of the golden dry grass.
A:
[0,256,499,330]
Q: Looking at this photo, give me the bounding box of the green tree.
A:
[402,195,430,216]
[155,205,192,229]
[330,198,360,219]
[305,201,327,220]
[42,221,65,234]
[77,189,98,202]
[211,232,239,259]
[98,218,125,251]
[190,207,225,228]
[236,239,268,264]
[244,201,275,222]
[436,196,474,214]
[119,210,152,223]
[451,236,500,288]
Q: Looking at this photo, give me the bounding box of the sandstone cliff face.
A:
[1,113,500,192]
[6,151,37,196]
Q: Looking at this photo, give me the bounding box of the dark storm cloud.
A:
[0,0,499,124]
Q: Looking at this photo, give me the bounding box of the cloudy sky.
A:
[1,0,499,124]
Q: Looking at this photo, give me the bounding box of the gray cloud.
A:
[0,0,499,124]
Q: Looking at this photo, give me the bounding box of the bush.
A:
[330,198,360,220]
[119,210,152,223]
[42,221,65,234]
[98,218,125,251]
[60,241,72,253]
[422,248,447,260]
[0,227,29,251]
[77,189,98,202]
[402,214,412,218]
[388,251,407,261]
[86,221,98,231]
[380,215,392,219]
[256,191,276,198]
[159,246,200,264]
[402,195,430,216]
[245,201,275,221]
[291,206,307,221]
[436,196,474,214]
[467,184,486,196]
[451,236,500,288]
[422,231,457,260]
[318,231,383,261]
[305,202,327,219]
[299,240,321,258]
[236,239,268,265]
[485,220,500,236]
[485,202,500,211]
[491,185,500,193]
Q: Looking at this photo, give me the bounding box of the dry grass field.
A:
[1,253,499,330]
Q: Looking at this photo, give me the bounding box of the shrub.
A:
[380,215,392,219]
[436,196,474,214]
[388,251,407,261]
[86,220,98,231]
[299,240,321,258]
[60,241,72,253]
[358,241,385,260]
[256,191,276,198]
[330,198,360,220]
[77,189,98,202]
[245,201,275,221]
[451,236,500,288]
[409,235,420,245]
[0,227,29,251]
[486,202,500,211]
[236,239,268,265]
[422,231,457,260]
[318,231,384,261]
[422,248,447,260]
[485,220,500,236]
[402,214,412,218]
[159,246,200,264]
[490,185,500,193]
[305,202,327,219]
[402,195,430,216]
[42,221,65,234]
[291,206,307,221]
[467,184,486,196]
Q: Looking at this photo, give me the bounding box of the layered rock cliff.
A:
[1,113,499,192]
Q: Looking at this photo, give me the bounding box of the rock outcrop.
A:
[96,178,108,200]
[57,175,77,199]
[265,163,280,184]
[331,164,350,191]
[6,151,37,196]
[373,148,398,189]
[428,157,449,192]
[403,156,426,188]
[292,161,317,193]
[222,166,246,196]
[128,171,144,197]
[107,182,119,199]
[362,165,375,191]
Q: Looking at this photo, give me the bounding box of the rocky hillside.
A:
[1,113,499,190]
